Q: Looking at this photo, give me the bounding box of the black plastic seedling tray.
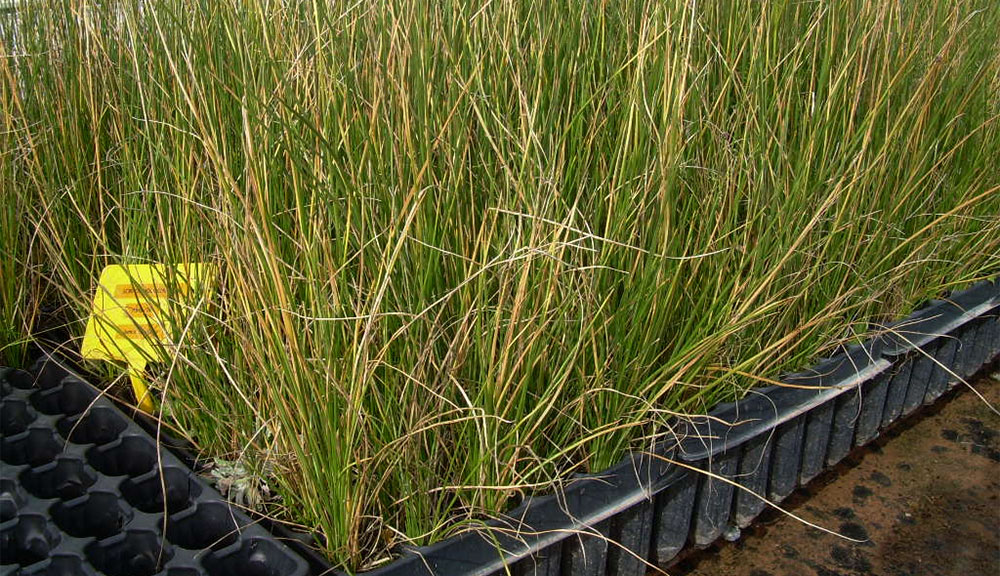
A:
[0,358,310,576]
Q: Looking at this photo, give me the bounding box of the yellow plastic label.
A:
[81,263,215,413]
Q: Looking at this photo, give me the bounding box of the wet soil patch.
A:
[666,371,999,576]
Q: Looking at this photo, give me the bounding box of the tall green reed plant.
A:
[4,0,998,569]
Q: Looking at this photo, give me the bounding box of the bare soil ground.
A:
[665,369,999,576]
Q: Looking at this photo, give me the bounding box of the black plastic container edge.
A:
[354,278,999,576]
[1,356,311,576]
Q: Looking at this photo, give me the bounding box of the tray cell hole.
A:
[1,398,36,437]
[166,501,240,551]
[21,458,97,500]
[203,538,300,576]
[123,467,201,514]
[85,531,172,576]
[87,436,157,478]
[30,380,97,416]
[30,388,62,415]
[57,406,128,446]
[34,361,71,390]
[1,428,64,467]
[52,492,131,539]
[24,555,90,576]
[59,380,99,416]
[1,478,24,522]
[4,369,36,391]
[0,515,59,567]
[57,380,99,417]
